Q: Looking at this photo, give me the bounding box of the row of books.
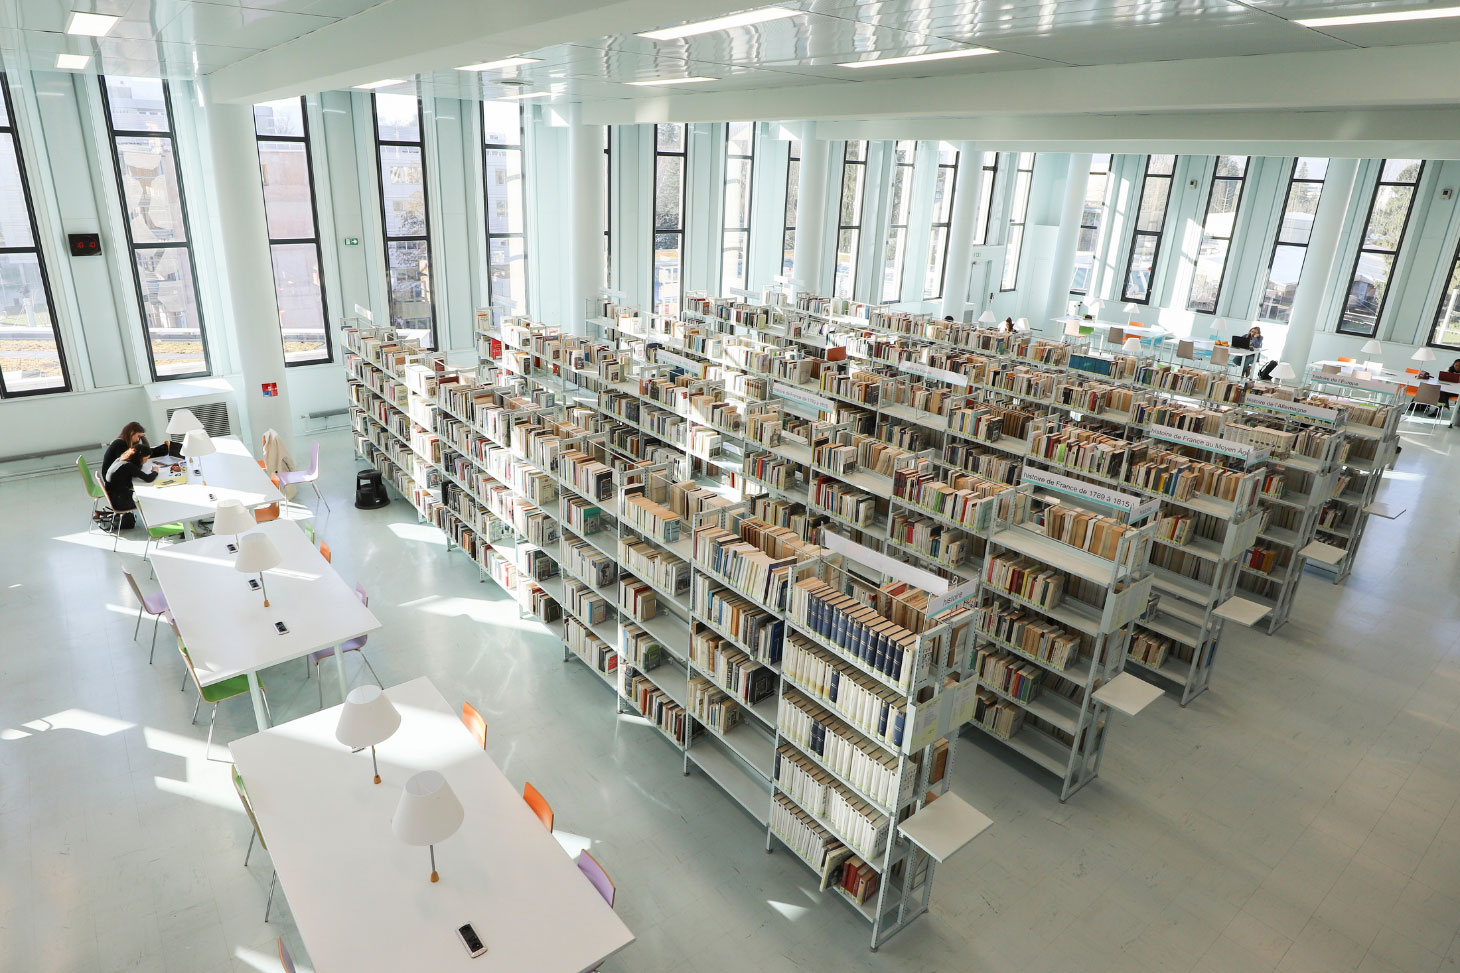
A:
[566,617,618,676]
[1128,629,1172,669]
[623,625,667,671]
[972,688,1024,741]
[692,586,785,665]
[688,678,741,735]
[789,578,923,689]
[563,536,616,589]
[627,674,690,745]
[778,691,909,809]
[622,490,684,544]
[1038,504,1134,562]
[619,537,690,599]
[890,465,1009,532]
[774,746,889,860]
[782,632,909,749]
[887,512,973,569]
[692,521,800,610]
[769,793,846,876]
[976,648,1045,703]
[810,477,877,527]
[984,553,1065,611]
[1241,544,1283,575]
[742,453,797,490]
[619,575,659,622]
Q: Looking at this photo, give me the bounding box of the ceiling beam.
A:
[207,0,753,104]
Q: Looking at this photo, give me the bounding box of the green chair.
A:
[233,767,279,922]
[78,456,112,535]
[303,522,315,543]
[172,616,268,761]
[139,508,186,560]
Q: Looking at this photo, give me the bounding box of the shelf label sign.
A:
[1312,372,1400,395]
[928,578,979,617]
[904,361,971,387]
[1149,424,1269,465]
[1245,393,1346,424]
[652,348,705,376]
[1021,466,1159,521]
[822,531,950,595]
[773,381,834,413]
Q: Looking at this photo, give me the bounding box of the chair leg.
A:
[181,668,189,692]
[244,829,256,867]
[360,651,383,689]
[149,615,161,663]
[134,606,144,640]
[317,659,325,709]
[261,690,273,725]
[205,704,218,760]
[265,870,277,922]
[192,694,202,724]
[312,480,330,512]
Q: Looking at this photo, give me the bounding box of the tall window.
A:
[923,144,958,299]
[1071,154,1111,295]
[721,122,754,293]
[254,97,329,366]
[101,76,208,379]
[373,92,435,347]
[1338,159,1423,336]
[1121,154,1177,304]
[483,101,527,316]
[604,129,611,289]
[833,140,867,299]
[782,138,799,278]
[972,151,999,246]
[1258,158,1328,324]
[1187,155,1250,313]
[652,123,687,314]
[1430,234,1460,350]
[0,76,66,395]
[881,140,915,302]
[1000,152,1035,293]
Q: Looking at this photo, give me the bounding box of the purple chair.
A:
[576,850,615,908]
[277,937,296,973]
[307,584,381,707]
[277,441,329,512]
[122,565,170,663]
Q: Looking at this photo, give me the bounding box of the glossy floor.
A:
[3,427,1459,972]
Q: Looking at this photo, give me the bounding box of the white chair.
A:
[121,566,169,663]
[277,441,329,512]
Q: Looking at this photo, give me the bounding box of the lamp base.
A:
[263,599,271,608]
[374,774,381,784]
[430,871,439,883]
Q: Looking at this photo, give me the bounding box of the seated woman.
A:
[102,422,174,530]
[104,421,171,475]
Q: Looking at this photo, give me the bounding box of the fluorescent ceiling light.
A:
[354,79,404,89]
[840,48,997,68]
[56,54,91,70]
[501,92,551,100]
[458,56,542,72]
[625,76,718,86]
[66,11,119,36]
[1297,5,1460,27]
[639,7,799,40]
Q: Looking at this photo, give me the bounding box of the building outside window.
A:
[483,100,528,318]
[1338,159,1423,337]
[1257,158,1328,324]
[1121,154,1177,304]
[1000,152,1035,293]
[652,123,687,314]
[881,140,915,302]
[721,122,754,293]
[833,140,867,299]
[1187,155,1250,314]
[372,91,436,347]
[1070,154,1111,295]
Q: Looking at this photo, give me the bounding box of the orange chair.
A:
[254,472,283,523]
[319,540,332,563]
[1337,356,1356,363]
[461,701,488,749]
[523,782,554,832]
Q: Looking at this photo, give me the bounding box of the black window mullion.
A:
[1187,156,1249,314]
[373,93,437,348]
[1338,160,1424,337]
[1121,155,1177,305]
[101,76,211,381]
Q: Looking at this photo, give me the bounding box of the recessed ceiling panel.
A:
[158,3,336,50]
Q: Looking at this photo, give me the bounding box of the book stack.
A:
[775,744,832,815]
[618,537,691,597]
[976,648,1044,702]
[1154,513,1195,546]
[566,617,618,675]
[826,785,890,859]
[769,793,844,872]
[623,491,683,545]
[789,578,926,689]
[692,520,806,609]
[781,632,907,749]
[1054,378,1115,414]
[942,442,1021,485]
[559,448,615,502]
[973,604,1085,670]
[562,495,607,537]
[891,464,1009,531]
[564,580,613,626]
[1242,544,1281,575]
[745,410,783,447]
[688,677,741,735]
[973,688,1024,740]
[1128,630,1172,668]
[810,477,876,526]
[947,404,1004,441]
[689,633,776,705]
[693,585,785,665]
[623,625,664,670]
[1029,426,1134,480]
[667,480,731,523]
[743,453,796,490]
[820,369,882,405]
[887,512,970,568]
[563,537,617,589]
[1039,504,1132,561]
[778,691,905,808]
[983,553,1065,610]
[628,674,689,744]
[619,575,659,621]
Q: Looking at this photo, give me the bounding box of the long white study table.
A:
[134,434,285,534]
[231,677,634,971]
[149,519,379,728]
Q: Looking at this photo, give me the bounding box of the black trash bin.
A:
[354,468,391,509]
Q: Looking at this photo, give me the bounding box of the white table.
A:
[134,434,284,533]
[1310,359,1460,425]
[230,677,634,972]
[1185,338,1260,369]
[149,519,379,728]
[1054,318,1171,342]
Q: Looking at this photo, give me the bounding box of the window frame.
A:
[881,140,915,303]
[0,74,69,397]
[1000,152,1035,293]
[1337,159,1424,338]
[923,146,960,300]
[1257,157,1328,325]
[832,140,867,299]
[651,123,688,315]
[782,138,799,279]
[1070,154,1111,296]
[1186,155,1250,314]
[100,76,211,381]
[972,151,999,246]
[1120,154,1178,305]
[604,128,611,290]
[371,92,438,349]
[720,121,755,293]
[254,96,331,367]
[482,100,529,318]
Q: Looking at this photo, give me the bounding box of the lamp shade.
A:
[1015,317,1030,332]
[233,532,282,574]
[977,310,996,325]
[212,499,256,537]
[336,685,401,750]
[392,771,464,846]
[1271,362,1296,380]
[1361,339,1383,354]
[1122,337,1143,354]
[1412,346,1437,362]
[166,408,204,436]
[181,430,215,458]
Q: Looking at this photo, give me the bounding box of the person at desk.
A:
[102,422,175,530]
[1240,326,1264,377]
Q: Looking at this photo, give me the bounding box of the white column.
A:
[203,99,295,453]
[1282,158,1360,369]
[1039,153,1094,334]
[566,104,605,335]
[792,131,829,294]
[940,142,982,321]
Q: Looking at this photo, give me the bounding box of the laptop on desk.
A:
[1440,371,1460,384]
[1230,334,1253,350]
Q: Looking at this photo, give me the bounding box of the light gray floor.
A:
[3,424,1459,973]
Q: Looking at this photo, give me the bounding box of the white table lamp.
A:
[1270,361,1296,387]
[977,310,996,325]
[1412,347,1437,363]
[212,499,255,553]
[1361,339,1383,354]
[392,770,464,883]
[336,685,401,785]
[1015,317,1030,332]
[1121,337,1142,355]
[234,532,282,608]
[166,408,204,439]
[181,430,215,483]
